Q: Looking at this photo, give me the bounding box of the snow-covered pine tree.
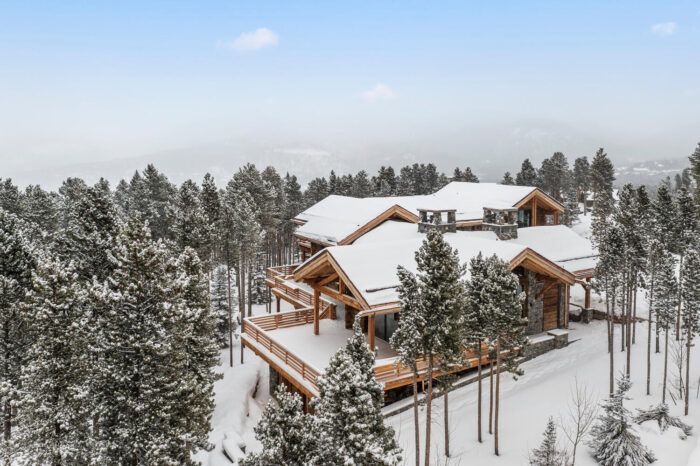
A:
[20,184,59,238]
[413,228,465,464]
[654,249,678,405]
[539,152,570,201]
[0,178,23,216]
[501,171,515,185]
[477,254,526,456]
[91,215,185,464]
[680,247,700,415]
[573,156,591,201]
[170,247,222,462]
[529,417,568,466]
[644,239,664,396]
[675,187,696,341]
[652,184,678,254]
[516,158,539,187]
[200,173,221,271]
[241,386,314,466]
[174,179,209,265]
[141,164,178,241]
[17,257,93,464]
[588,375,655,465]
[0,209,36,461]
[390,266,425,466]
[687,142,700,207]
[594,223,624,394]
[464,252,491,443]
[310,324,401,466]
[54,183,119,282]
[211,266,235,347]
[614,184,646,372]
[560,185,581,226]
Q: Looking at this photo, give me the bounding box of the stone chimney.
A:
[482,207,518,240]
[417,208,457,233]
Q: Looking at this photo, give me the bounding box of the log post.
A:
[584,279,591,309]
[368,314,376,351]
[532,198,538,226]
[313,289,320,335]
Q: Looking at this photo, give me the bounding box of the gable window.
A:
[518,209,531,228]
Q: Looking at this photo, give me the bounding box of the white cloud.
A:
[223,28,279,51]
[651,22,677,36]
[362,83,397,102]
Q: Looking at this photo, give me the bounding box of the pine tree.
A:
[310,325,401,465]
[211,266,235,347]
[91,215,185,464]
[529,417,568,466]
[0,209,36,460]
[687,142,700,208]
[476,254,526,455]
[516,158,539,186]
[390,266,425,466]
[200,173,221,270]
[645,240,664,396]
[170,247,222,461]
[140,164,178,241]
[539,152,570,201]
[560,185,581,226]
[242,386,314,466]
[654,249,678,404]
[0,179,23,216]
[675,187,696,341]
[304,177,329,205]
[680,248,700,415]
[573,156,591,196]
[21,184,59,236]
[634,403,692,437]
[353,170,373,198]
[501,171,515,185]
[590,148,615,202]
[17,258,93,465]
[588,375,655,466]
[413,228,465,464]
[461,167,479,183]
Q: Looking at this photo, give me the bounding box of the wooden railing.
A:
[242,308,321,393]
[265,264,335,317]
[373,343,496,390]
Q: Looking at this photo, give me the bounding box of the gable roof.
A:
[293,230,576,308]
[293,182,565,246]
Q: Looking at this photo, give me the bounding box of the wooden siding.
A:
[542,285,559,331]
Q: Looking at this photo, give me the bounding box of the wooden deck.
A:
[265,264,335,318]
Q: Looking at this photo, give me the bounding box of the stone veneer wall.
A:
[525,270,544,335]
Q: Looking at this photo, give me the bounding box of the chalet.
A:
[241,182,597,408]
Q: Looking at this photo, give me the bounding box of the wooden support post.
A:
[554,212,559,225]
[532,198,538,226]
[584,279,591,309]
[276,296,281,313]
[313,289,320,335]
[368,314,376,351]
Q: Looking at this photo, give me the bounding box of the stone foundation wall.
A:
[525,270,544,335]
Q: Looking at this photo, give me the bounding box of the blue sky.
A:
[1,1,699,176]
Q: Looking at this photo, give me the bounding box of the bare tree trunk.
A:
[444,383,450,457]
[609,298,615,395]
[647,273,655,395]
[477,342,483,443]
[494,339,501,456]
[686,325,691,415]
[633,287,638,344]
[663,329,669,404]
[626,283,632,377]
[489,362,494,434]
[621,276,626,352]
[425,355,434,466]
[247,260,253,317]
[656,318,661,353]
[677,254,684,341]
[412,373,420,466]
[227,262,233,367]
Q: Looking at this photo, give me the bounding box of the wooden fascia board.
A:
[317,273,339,287]
[510,248,575,285]
[312,284,363,309]
[338,204,419,246]
[513,189,565,213]
[292,250,371,310]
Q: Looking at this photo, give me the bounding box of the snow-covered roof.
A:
[296,220,596,307]
[507,225,597,275]
[324,234,529,306]
[294,182,560,245]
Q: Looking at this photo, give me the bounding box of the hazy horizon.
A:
[2,1,699,187]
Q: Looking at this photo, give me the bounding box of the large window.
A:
[518,209,531,228]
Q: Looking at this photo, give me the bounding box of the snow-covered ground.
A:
[199,292,700,465]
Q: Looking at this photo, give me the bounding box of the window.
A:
[518,209,531,228]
